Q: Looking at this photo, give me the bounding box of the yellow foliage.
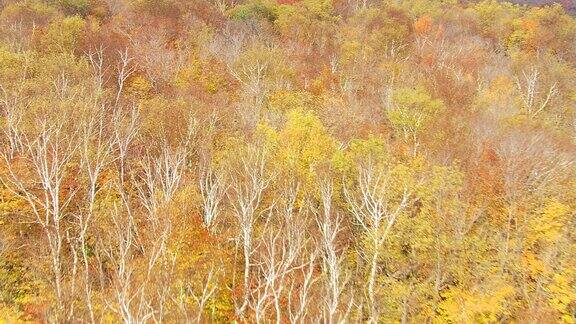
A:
[0,305,29,323]
[0,47,27,83]
[266,90,314,113]
[387,86,445,144]
[507,4,576,53]
[522,251,545,278]
[0,187,26,215]
[399,0,457,18]
[437,282,515,323]
[527,199,570,247]
[0,251,43,323]
[126,75,153,99]
[39,15,85,53]
[258,108,336,186]
[338,40,363,66]
[471,0,521,37]
[174,51,228,94]
[174,58,202,87]
[333,135,388,176]
[546,269,576,323]
[508,17,539,51]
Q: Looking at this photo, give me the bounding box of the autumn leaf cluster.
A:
[0,0,575,322]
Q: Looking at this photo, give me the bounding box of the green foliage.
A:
[229,0,279,22]
[399,0,457,18]
[333,136,388,176]
[507,4,576,54]
[0,0,57,25]
[301,0,332,20]
[0,47,28,83]
[386,86,445,145]
[39,15,86,53]
[52,0,90,15]
[0,252,41,321]
[471,0,522,39]
[336,7,411,67]
[265,90,315,113]
[258,108,337,185]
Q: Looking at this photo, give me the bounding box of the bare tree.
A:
[86,46,109,95]
[250,224,305,324]
[133,143,187,322]
[191,267,219,323]
[0,119,80,320]
[174,266,219,323]
[103,105,183,323]
[515,68,558,119]
[278,184,321,324]
[112,105,139,192]
[287,248,318,324]
[497,130,574,270]
[73,108,116,323]
[199,161,227,230]
[103,193,174,324]
[0,84,23,158]
[343,162,411,323]
[104,202,144,324]
[135,145,187,223]
[267,185,307,324]
[115,49,136,106]
[227,147,272,318]
[244,182,317,323]
[128,30,186,90]
[316,180,350,324]
[229,58,269,106]
[197,113,226,230]
[228,52,271,128]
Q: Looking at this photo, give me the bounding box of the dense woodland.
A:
[0,0,575,322]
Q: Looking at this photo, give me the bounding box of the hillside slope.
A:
[0,0,575,322]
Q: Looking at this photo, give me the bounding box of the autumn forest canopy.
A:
[0,0,575,322]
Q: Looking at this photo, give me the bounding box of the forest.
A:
[0,0,575,322]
